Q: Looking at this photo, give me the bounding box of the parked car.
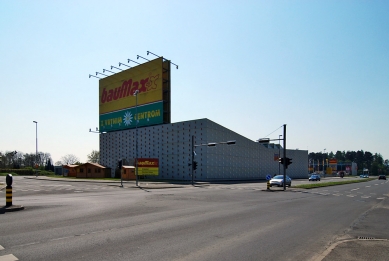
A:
[309,174,321,181]
[269,175,292,187]
[378,175,386,180]
[360,174,369,178]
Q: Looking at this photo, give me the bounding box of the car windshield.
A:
[273,175,283,179]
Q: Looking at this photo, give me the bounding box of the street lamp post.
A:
[33,121,38,175]
[133,90,139,187]
[323,148,326,176]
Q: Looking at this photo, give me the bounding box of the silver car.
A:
[269,175,292,187]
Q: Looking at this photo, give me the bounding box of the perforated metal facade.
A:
[100,118,308,180]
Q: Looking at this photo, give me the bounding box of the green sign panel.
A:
[99,102,163,132]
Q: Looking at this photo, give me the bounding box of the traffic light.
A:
[193,161,198,171]
[285,158,293,168]
[279,158,284,164]
[118,160,122,169]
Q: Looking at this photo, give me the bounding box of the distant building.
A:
[100,118,308,181]
[54,166,63,175]
[121,166,136,180]
[63,165,78,177]
[74,163,111,178]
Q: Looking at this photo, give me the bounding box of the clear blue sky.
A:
[1,0,388,163]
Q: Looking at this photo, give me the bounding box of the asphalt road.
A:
[0,176,388,261]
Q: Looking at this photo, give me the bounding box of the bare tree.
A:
[23,153,36,167]
[87,150,100,163]
[54,161,63,166]
[61,154,80,165]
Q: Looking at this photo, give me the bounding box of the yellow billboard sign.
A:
[137,158,159,176]
[99,57,163,115]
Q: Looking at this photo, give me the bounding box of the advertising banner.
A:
[137,158,159,176]
[329,159,337,164]
[99,102,163,132]
[99,58,163,112]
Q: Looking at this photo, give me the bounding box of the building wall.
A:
[100,118,308,180]
[75,163,110,178]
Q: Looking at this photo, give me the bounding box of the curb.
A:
[312,238,389,261]
[1,205,24,213]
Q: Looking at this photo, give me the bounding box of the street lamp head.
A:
[258,138,270,144]
[133,90,139,96]
[33,121,37,123]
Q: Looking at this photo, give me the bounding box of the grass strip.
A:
[293,178,375,189]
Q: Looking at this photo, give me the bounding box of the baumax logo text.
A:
[100,74,159,104]
[138,161,157,166]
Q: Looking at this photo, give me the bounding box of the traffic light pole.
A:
[191,137,235,186]
[283,124,286,191]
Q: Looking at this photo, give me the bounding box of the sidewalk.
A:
[319,239,389,261]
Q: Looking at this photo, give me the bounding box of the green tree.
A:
[87,150,100,163]
[335,151,345,161]
[373,153,383,165]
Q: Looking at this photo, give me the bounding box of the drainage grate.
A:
[358,236,376,240]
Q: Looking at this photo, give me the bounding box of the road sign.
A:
[266,174,272,181]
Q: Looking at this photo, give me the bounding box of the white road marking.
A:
[346,195,356,197]
[0,245,4,250]
[377,198,384,200]
[351,188,359,191]
[361,196,371,199]
[0,254,19,261]
[365,186,371,188]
